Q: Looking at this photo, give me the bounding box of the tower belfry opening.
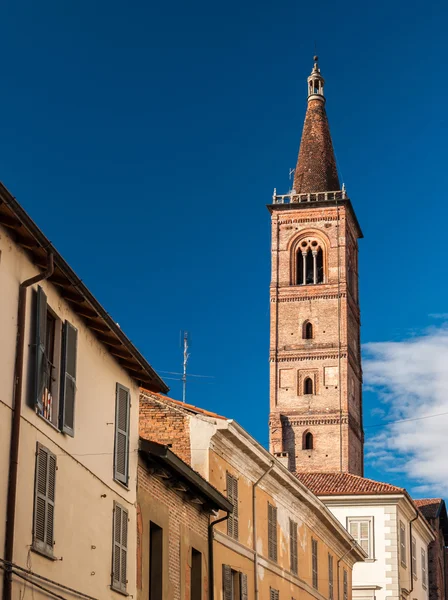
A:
[268,57,364,476]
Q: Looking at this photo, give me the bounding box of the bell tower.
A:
[268,57,364,476]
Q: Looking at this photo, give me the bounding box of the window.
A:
[268,503,278,562]
[328,554,334,600]
[422,548,427,589]
[226,473,239,540]
[112,502,128,593]
[191,548,202,600]
[412,537,417,579]
[347,517,373,558]
[149,522,163,600]
[114,383,131,485]
[33,443,56,557]
[303,321,313,340]
[304,377,313,395]
[343,569,348,600]
[303,431,313,450]
[297,242,324,285]
[222,565,248,600]
[400,521,407,567]
[290,519,298,574]
[270,589,279,600]
[34,286,78,434]
[312,538,318,589]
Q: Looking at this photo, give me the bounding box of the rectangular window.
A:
[422,548,427,588]
[226,473,239,540]
[412,537,417,579]
[34,286,78,434]
[343,569,348,600]
[33,443,56,557]
[112,502,128,594]
[312,538,318,589]
[114,383,131,485]
[347,517,373,558]
[400,521,407,567]
[149,522,163,600]
[290,519,298,574]
[222,565,247,600]
[269,588,279,600]
[328,554,334,600]
[191,548,202,600]
[268,503,278,562]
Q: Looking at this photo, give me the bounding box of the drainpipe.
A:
[209,513,230,600]
[253,461,275,600]
[409,511,419,595]
[3,253,54,600]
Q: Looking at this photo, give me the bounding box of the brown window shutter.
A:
[33,443,56,556]
[112,502,128,593]
[34,286,47,414]
[268,504,278,562]
[226,473,234,538]
[240,572,248,600]
[114,384,131,485]
[226,473,239,540]
[222,564,232,600]
[269,588,279,600]
[60,321,78,436]
[290,519,298,574]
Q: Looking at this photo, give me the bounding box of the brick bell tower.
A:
[268,57,364,476]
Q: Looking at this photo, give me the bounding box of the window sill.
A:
[113,478,130,491]
[31,545,58,561]
[111,586,129,597]
[37,412,61,434]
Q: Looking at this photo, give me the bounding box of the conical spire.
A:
[293,57,340,194]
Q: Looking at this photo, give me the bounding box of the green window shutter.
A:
[112,502,128,593]
[114,384,130,485]
[59,321,78,436]
[33,443,56,556]
[240,572,248,600]
[222,564,232,600]
[34,286,47,414]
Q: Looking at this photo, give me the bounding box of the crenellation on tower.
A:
[268,57,364,476]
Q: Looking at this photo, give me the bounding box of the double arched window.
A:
[297,240,324,285]
[303,431,313,450]
[304,377,314,395]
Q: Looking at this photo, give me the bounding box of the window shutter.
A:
[222,565,232,600]
[112,502,128,593]
[240,572,248,600]
[290,519,298,574]
[412,537,417,576]
[34,286,47,414]
[269,588,279,600]
[33,443,56,555]
[232,475,238,539]
[59,321,78,436]
[312,538,318,589]
[328,554,334,600]
[226,473,234,538]
[400,522,406,566]
[114,384,130,485]
[268,503,278,562]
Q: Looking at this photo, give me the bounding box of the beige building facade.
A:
[0,185,167,600]
[140,390,366,600]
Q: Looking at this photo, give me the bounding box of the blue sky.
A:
[1,0,447,495]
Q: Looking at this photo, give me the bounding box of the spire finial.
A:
[307,55,325,101]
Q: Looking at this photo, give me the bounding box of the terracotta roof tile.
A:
[140,388,228,421]
[414,498,443,520]
[294,472,406,496]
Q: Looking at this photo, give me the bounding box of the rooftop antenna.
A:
[180,331,190,403]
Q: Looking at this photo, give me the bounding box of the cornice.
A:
[272,353,347,362]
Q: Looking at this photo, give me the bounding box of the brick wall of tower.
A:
[268,202,363,475]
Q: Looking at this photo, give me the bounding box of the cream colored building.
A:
[139,391,366,600]
[0,185,167,600]
[296,473,435,600]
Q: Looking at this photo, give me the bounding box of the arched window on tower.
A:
[304,377,313,395]
[303,431,313,450]
[303,321,313,340]
[297,241,324,285]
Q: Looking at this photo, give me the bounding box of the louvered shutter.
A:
[412,537,417,575]
[232,475,238,539]
[222,564,232,600]
[269,588,279,600]
[114,384,130,485]
[33,443,56,556]
[240,572,248,600]
[59,321,78,436]
[328,554,334,600]
[400,522,406,566]
[226,473,234,538]
[112,502,128,593]
[268,504,278,562]
[312,538,318,589]
[34,286,47,414]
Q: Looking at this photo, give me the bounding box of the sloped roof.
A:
[140,389,228,420]
[414,498,444,520]
[294,472,406,496]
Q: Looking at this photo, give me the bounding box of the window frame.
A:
[347,516,374,559]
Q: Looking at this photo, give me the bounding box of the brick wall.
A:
[426,516,447,600]
[139,391,192,465]
[137,464,209,600]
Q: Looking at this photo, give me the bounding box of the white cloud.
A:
[363,323,448,497]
